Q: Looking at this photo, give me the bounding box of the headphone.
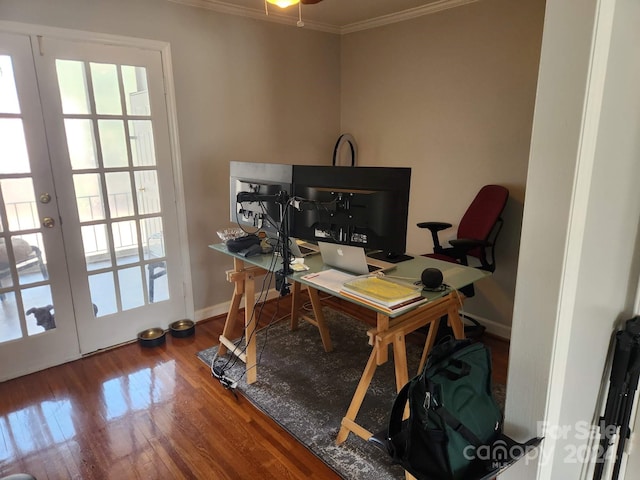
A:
[421,267,444,291]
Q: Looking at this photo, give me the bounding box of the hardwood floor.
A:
[0,293,509,479]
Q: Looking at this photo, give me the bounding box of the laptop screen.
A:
[318,242,383,275]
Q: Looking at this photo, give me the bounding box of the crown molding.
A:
[341,0,480,34]
[168,0,480,35]
[168,0,340,34]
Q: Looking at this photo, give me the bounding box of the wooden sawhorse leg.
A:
[218,258,267,385]
[335,292,465,445]
[417,290,465,373]
[290,282,333,352]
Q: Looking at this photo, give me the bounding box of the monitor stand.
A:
[367,251,413,264]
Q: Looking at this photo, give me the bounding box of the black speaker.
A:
[421,267,443,290]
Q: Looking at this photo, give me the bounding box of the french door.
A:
[0,29,189,381]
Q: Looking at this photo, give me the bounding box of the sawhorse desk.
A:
[210,243,489,445]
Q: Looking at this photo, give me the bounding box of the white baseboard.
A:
[195,288,282,322]
[462,311,512,339]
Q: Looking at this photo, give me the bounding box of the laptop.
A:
[317,241,396,275]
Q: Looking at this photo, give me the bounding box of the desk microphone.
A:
[421,268,443,290]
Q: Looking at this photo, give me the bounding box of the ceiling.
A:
[169,0,479,34]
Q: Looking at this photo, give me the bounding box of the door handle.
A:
[42,217,55,228]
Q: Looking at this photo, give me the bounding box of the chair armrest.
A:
[448,238,494,270]
[416,221,452,232]
[417,222,452,253]
[448,238,491,251]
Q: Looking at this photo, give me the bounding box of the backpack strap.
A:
[386,381,412,456]
[434,405,484,447]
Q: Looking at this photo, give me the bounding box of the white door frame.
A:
[502,0,640,478]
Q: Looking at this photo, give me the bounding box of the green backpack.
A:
[386,339,503,480]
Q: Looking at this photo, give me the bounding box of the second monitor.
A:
[291,165,412,262]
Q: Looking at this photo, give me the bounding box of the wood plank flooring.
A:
[0,292,509,479]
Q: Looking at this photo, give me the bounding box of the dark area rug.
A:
[197,308,506,480]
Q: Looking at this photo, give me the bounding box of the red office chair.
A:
[417,184,509,274]
[417,185,509,338]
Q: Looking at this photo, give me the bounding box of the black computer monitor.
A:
[290,165,412,262]
[229,161,293,237]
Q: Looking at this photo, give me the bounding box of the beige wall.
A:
[340,0,545,333]
[0,0,545,333]
[0,0,342,311]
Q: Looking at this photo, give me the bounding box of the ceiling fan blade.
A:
[301,0,323,4]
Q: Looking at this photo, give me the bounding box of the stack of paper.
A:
[340,276,427,313]
[301,269,356,293]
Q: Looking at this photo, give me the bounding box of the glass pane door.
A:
[35,37,187,354]
[0,29,188,379]
[56,59,169,315]
[0,32,80,381]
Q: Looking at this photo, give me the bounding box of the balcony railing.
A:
[5,194,162,263]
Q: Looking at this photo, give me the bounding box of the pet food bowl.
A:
[169,319,195,338]
[137,327,166,347]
